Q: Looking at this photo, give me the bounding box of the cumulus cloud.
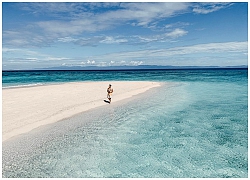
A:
[130,61,143,66]
[87,60,95,64]
[98,61,108,66]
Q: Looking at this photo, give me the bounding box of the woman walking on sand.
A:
[107,84,113,103]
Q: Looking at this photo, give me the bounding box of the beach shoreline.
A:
[2,81,162,142]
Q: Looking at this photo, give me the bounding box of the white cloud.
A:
[57,35,129,46]
[2,47,20,52]
[87,60,96,64]
[37,20,88,35]
[26,58,38,61]
[130,61,143,66]
[100,36,128,44]
[2,47,43,57]
[57,32,189,47]
[167,41,248,55]
[164,28,188,38]
[131,28,188,44]
[192,3,233,14]
[89,41,247,66]
[119,2,189,26]
[46,57,70,61]
[91,41,247,63]
[58,37,77,42]
[3,2,232,48]
[18,2,89,18]
[17,2,190,38]
[2,47,72,67]
[3,2,247,69]
[97,61,108,66]
[3,30,55,47]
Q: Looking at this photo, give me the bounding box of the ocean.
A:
[2,69,248,178]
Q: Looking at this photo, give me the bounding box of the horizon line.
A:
[3,65,248,71]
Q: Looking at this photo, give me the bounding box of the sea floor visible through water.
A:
[2,69,248,178]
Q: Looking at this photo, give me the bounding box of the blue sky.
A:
[2,2,248,70]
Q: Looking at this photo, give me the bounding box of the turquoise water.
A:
[2,69,246,87]
[2,69,248,178]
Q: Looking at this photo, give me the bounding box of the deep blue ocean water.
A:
[2,69,248,178]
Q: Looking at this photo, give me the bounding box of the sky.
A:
[2,2,248,70]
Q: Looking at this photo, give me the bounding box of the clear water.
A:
[2,69,248,178]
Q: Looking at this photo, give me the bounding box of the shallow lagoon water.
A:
[2,69,248,178]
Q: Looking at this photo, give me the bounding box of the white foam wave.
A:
[2,83,44,89]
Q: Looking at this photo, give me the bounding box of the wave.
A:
[2,83,44,89]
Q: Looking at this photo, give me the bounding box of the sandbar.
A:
[2,81,161,142]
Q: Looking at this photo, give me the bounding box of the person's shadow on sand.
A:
[104,100,110,104]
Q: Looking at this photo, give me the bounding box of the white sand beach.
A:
[2,81,161,142]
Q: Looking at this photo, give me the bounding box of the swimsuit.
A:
[107,88,113,99]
